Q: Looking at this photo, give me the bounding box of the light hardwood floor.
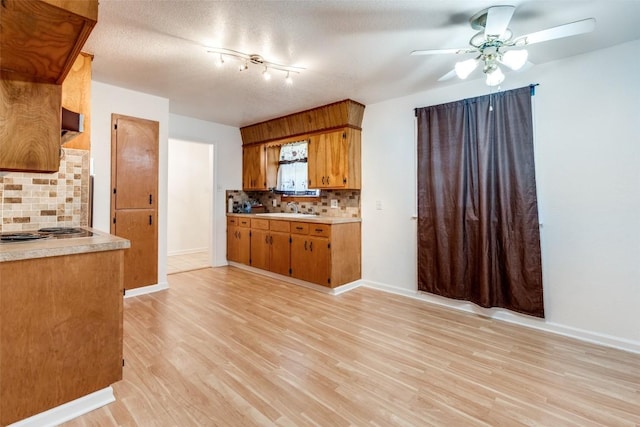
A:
[63,267,640,426]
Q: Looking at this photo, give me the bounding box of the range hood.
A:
[61,107,84,144]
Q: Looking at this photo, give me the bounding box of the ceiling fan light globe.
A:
[485,66,505,86]
[502,49,528,70]
[455,58,478,79]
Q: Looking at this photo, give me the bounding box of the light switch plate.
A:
[330,199,338,209]
[272,199,278,207]
[376,200,383,210]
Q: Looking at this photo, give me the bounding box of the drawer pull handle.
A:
[296,226,303,230]
[315,228,323,232]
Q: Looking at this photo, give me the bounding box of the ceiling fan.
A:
[411,5,596,86]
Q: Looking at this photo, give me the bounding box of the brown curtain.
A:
[416,86,544,318]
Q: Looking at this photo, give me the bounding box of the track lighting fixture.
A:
[207,47,304,83]
[262,66,271,81]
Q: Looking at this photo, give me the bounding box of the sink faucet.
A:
[287,202,299,214]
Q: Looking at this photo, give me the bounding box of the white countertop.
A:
[227,213,361,224]
[0,228,130,263]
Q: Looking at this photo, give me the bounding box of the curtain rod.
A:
[414,83,541,116]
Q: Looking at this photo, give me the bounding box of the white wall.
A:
[91,81,170,288]
[168,114,242,267]
[167,139,212,256]
[361,39,640,349]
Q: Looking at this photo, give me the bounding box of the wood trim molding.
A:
[240,99,365,145]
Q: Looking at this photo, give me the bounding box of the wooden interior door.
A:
[111,114,159,290]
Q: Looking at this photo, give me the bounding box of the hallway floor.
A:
[167,251,209,274]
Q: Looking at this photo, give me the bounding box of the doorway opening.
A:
[167,138,213,274]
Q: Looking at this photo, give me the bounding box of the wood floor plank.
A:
[62,266,640,426]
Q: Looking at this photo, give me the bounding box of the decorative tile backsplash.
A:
[226,189,360,218]
[0,149,90,232]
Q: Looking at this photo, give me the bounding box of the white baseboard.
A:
[8,387,115,427]
[227,262,362,295]
[167,247,208,257]
[124,281,169,298]
[361,279,640,355]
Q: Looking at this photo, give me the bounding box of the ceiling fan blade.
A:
[513,18,596,46]
[485,5,516,39]
[411,47,477,56]
[438,69,458,81]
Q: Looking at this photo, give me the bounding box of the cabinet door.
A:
[114,209,158,290]
[227,225,250,265]
[0,80,61,172]
[324,130,347,189]
[290,234,311,282]
[307,131,347,189]
[227,225,238,262]
[242,144,266,190]
[307,134,325,189]
[236,227,251,265]
[250,228,270,270]
[269,231,291,276]
[113,115,159,209]
[307,236,331,286]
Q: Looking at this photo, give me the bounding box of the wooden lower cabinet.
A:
[228,215,360,288]
[0,250,124,426]
[227,217,250,264]
[249,219,291,275]
[291,234,330,285]
[269,231,291,276]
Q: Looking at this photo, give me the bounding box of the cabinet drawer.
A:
[251,218,269,230]
[227,217,237,227]
[270,220,290,232]
[238,218,251,227]
[290,222,309,235]
[309,224,331,237]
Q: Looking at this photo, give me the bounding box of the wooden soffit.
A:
[240,99,365,145]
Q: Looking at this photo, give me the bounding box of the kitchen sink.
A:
[254,213,317,218]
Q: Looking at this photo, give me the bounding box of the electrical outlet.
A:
[330,199,338,209]
[376,200,383,210]
[272,199,278,207]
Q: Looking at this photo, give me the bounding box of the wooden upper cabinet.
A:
[239,99,364,191]
[0,0,98,84]
[0,0,98,172]
[0,79,62,172]
[242,144,267,190]
[112,115,159,210]
[308,128,361,190]
[61,53,93,150]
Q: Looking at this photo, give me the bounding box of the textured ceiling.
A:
[83,0,640,128]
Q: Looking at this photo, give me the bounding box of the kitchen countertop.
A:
[227,213,361,224]
[0,227,130,263]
